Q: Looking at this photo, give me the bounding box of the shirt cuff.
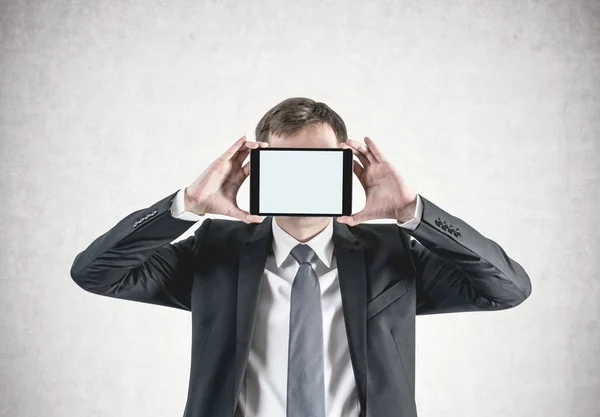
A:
[396,194,423,231]
[170,188,205,221]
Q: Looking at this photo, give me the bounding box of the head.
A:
[255,97,347,147]
[254,97,348,239]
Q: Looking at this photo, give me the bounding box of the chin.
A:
[282,216,327,224]
[296,216,328,224]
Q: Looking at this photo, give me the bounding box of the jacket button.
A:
[455,231,461,237]
[441,221,448,230]
[435,218,442,227]
[448,227,455,233]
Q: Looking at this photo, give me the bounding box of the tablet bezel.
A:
[249,147,353,216]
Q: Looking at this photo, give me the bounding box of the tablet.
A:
[249,147,353,216]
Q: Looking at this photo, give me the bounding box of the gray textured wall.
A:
[1,1,598,416]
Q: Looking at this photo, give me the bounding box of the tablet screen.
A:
[258,149,344,214]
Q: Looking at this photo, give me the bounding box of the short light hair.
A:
[255,97,348,145]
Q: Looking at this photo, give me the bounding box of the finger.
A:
[347,139,377,164]
[340,141,370,168]
[234,147,251,166]
[223,135,248,160]
[348,139,371,167]
[363,136,384,162]
[232,140,267,163]
[353,159,364,178]
[231,141,258,160]
[244,140,268,149]
[242,160,250,177]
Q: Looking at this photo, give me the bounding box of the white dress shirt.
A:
[170,189,423,417]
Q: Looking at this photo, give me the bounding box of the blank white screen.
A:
[259,150,344,214]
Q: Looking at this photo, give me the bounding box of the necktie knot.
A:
[290,243,316,265]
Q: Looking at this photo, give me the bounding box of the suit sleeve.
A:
[70,189,211,311]
[398,195,532,315]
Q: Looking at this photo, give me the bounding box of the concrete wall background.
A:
[1,0,598,416]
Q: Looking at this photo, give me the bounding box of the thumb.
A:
[336,211,367,227]
[229,205,263,224]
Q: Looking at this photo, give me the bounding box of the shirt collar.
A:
[271,217,334,268]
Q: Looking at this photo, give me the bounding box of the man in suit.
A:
[70,97,532,417]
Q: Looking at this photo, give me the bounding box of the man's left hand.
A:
[336,137,418,227]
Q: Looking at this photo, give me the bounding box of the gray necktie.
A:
[287,243,326,417]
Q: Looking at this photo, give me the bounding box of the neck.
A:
[274,217,331,243]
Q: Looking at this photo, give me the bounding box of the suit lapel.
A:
[332,219,368,415]
[234,216,273,405]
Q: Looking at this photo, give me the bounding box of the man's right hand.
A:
[183,135,269,223]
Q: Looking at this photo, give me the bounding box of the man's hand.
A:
[336,137,418,227]
[184,135,268,223]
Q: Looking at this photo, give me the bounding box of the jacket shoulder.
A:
[201,218,256,246]
[348,222,407,246]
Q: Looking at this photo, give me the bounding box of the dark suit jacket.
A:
[70,189,531,417]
